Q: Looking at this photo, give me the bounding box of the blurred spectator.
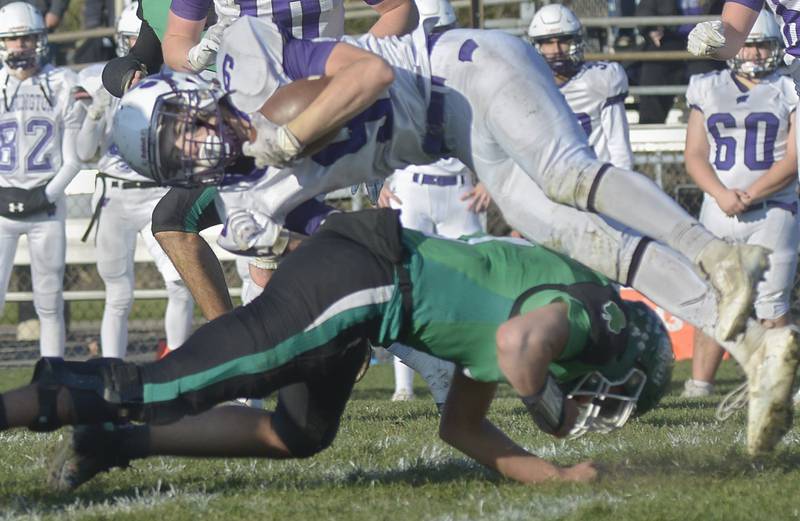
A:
[0,0,71,30]
[83,0,116,29]
[636,0,725,123]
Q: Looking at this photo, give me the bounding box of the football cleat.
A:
[391,390,415,402]
[48,424,131,491]
[698,242,769,341]
[746,326,800,455]
[681,379,714,398]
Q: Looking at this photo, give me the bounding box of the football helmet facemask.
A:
[727,9,783,79]
[116,2,142,58]
[0,2,48,71]
[566,300,674,438]
[113,71,246,187]
[527,4,584,77]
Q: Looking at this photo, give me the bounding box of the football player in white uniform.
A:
[113,17,798,453]
[528,4,633,169]
[683,11,799,398]
[0,3,83,357]
[76,4,195,360]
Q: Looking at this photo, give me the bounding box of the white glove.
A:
[186,18,231,72]
[241,112,304,168]
[687,20,726,58]
[217,209,291,256]
[87,87,112,121]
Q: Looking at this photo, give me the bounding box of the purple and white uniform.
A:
[170,0,383,39]
[76,64,194,359]
[560,61,634,169]
[686,69,799,319]
[728,0,800,62]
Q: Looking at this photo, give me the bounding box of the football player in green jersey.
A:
[0,209,674,488]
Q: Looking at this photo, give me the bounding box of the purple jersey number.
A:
[707,112,780,171]
[236,0,324,39]
[0,119,54,174]
[311,98,393,167]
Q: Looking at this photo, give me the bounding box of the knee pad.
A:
[544,161,610,210]
[28,357,144,431]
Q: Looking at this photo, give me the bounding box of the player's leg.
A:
[0,218,22,326]
[683,329,724,397]
[141,218,195,354]
[432,29,767,340]
[95,191,138,359]
[151,186,232,320]
[27,208,67,358]
[433,176,484,238]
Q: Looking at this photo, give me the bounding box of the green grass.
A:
[1,360,798,520]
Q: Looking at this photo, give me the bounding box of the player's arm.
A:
[45,97,85,200]
[368,0,419,37]
[162,9,207,72]
[684,107,747,216]
[744,113,798,202]
[439,372,595,484]
[280,43,394,146]
[599,66,634,170]
[76,91,111,162]
[688,1,761,60]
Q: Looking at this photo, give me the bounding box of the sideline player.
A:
[75,5,195,360]
[0,209,676,488]
[528,3,634,169]
[0,3,83,357]
[682,11,798,397]
[112,16,799,452]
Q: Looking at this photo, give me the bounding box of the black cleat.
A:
[48,424,131,492]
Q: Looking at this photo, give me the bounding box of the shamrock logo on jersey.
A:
[601,301,625,335]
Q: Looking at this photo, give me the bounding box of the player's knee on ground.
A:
[271,403,340,458]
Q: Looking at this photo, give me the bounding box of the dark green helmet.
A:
[567,300,674,437]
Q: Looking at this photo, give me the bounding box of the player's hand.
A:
[186,17,231,72]
[377,184,402,208]
[553,398,579,439]
[714,188,748,216]
[461,182,492,213]
[560,461,599,483]
[217,209,288,256]
[87,87,112,121]
[687,21,726,58]
[242,113,304,168]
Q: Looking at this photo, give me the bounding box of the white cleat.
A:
[698,243,769,341]
[681,379,714,398]
[391,389,415,402]
[745,326,800,456]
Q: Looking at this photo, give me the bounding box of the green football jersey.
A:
[382,230,632,385]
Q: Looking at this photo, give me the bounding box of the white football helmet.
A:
[416,0,457,31]
[113,71,245,186]
[0,2,48,71]
[727,9,783,79]
[527,4,584,76]
[116,2,142,58]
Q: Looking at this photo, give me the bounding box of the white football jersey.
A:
[560,61,633,168]
[214,0,346,39]
[763,0,800,62]
[686,69,798,203]
[217,17,434,221]
[0,64,82,189]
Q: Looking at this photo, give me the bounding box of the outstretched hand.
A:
[460,182,492,213]
[377,184,402,208]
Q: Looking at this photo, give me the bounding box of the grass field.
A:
[1,360,799,521]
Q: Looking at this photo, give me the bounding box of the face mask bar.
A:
[727,39,782,79]
[152,89,241,187]
[530,34,584,77]
[566,367,647,439]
